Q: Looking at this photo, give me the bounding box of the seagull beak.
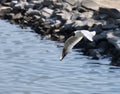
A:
[60,48,67,61]
[60,56,64,61]
[60,54,66,61]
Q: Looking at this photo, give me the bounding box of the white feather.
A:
[76,30,96,41]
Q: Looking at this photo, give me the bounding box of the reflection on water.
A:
[0,20,120,94]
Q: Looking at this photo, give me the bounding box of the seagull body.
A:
[60,30,96,60]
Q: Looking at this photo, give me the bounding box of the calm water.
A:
[0,20,120,94]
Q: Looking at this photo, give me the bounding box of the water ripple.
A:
[0,20,120,94]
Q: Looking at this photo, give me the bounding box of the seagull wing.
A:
[80,30,96,41]
[60,33,83,60]
[64,34,83,52]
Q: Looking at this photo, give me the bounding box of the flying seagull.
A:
[60,30,96,60]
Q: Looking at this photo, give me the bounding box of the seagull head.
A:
[60,48,68,61]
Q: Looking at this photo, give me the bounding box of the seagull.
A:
[60,30,96,60]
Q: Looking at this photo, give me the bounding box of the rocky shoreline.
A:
[0,0,120,66]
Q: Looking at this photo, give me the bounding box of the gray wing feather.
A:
[64,35,83,53]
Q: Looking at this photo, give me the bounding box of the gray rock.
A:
[80,11,93,20]
[63,3,72,11]
[81,0,100,11]
[87,19,96,27]
[0,6,12,17]
[56,10,72,20]
[53,2,63,9]
[71,19,95,30]
[93,0,120,11]
[65,0,80,6]
[40,7,54,18]
[24,15,33,23]
[53,20,61,28]
[72,20,86,27]
[12,13,22,20]
[13,1,28,14]
[32,0,43,4]
[72,20,89,30]
[71,11,80,20]
[26,8,40,16]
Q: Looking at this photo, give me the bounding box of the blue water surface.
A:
[0,20,120,94]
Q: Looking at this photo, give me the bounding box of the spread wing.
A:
[60,33,83,60]
[64,35,83,52]
[80,30,96,41]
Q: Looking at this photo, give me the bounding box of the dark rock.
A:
[99,8,120,19]
[65,0,79,6]
[26,8,40,16]
[60,20,73,31]
[96,41,109,54]
[107,31,120,50]
[111,58,120,66]
[42,0,57,7]
[94,31,107,41]
[111,50,120,66]
[87,49,100,59]
[93,13,109,20]
[4,13,14,19]
[102,24,118,30]
[14,1,28,9]
[0,0,7,3]
[77,6,88,13]
[90,24,103,34]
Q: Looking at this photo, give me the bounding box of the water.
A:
[0,20,120,94]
